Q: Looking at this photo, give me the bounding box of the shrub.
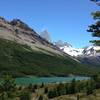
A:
[47,89,57,99]
[20,91,31,100]
[40,82,44,88]
[34,84,38,89]
[44,87,48,94]
[38,95,43,100]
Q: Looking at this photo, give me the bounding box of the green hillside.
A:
[0,38,99,77]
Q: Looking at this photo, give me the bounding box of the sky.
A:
[0,0,99,48]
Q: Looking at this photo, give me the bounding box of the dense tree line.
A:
[47,75,100,99]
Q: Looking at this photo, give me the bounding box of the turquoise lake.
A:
[15,76,90,86]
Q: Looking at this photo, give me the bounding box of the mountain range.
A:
[55,41,100,67]
[0,17,99,77]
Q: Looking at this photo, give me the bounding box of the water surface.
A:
[15,76,90,86]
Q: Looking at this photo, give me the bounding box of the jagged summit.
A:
[0,16,8,23]
[10,19,34,31]
[78,45,100,66]
[54,40,72,48]
[60,46,83,56]
[82,45,100,56]
[40,30,51,42]
[0,17,34,32]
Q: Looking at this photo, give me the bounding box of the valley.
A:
[0,1,100,99]
[0,38,98,77]
[0,17,99,77]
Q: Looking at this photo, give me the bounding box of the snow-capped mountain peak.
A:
[55,41,100,57]
[82,45,100,56]
[60,46,83,56]
[54,41,82,56]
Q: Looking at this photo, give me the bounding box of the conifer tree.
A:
[69,79,77,94]
[87,0,100,45]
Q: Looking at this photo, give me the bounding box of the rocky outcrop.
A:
[10,19,34,32]
[77,46,100,66]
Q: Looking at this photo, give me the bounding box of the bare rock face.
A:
[0,16,9,23]
[40,30,51,42]
[77,46,100,66]
[10,19,34,32]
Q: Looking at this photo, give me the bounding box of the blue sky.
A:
[0,0,99,48]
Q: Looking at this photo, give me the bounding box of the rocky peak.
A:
[54,40,72,48]
[0,17,9,24]
[82,46,100,56]
[40,30,51,42]
[10,19,33,31]
[83,47,96,56]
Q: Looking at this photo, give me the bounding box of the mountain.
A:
[60,46,83,57]
[57,41,100,67]
[55,41,83,56]
[0,17,99,77]
[82,45,100,56]
[40,30,51,42]
[78,45,100,66]
[54,40,72,47]
[0,17,63,55]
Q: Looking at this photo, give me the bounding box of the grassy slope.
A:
[0,38,99,77]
